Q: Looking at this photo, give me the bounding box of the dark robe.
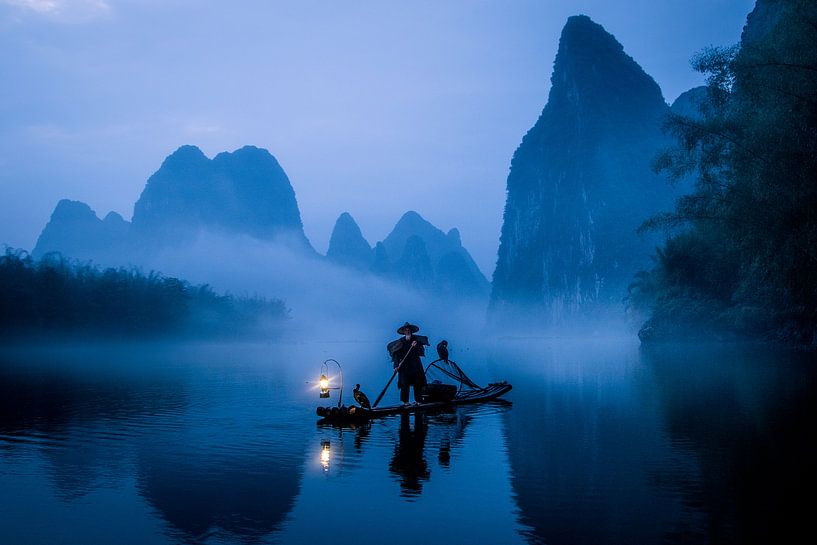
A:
[387,334,429,390]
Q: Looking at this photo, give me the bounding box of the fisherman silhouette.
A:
[387,322,429,405]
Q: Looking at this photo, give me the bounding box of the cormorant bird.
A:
[437,340,449,362]
[353,384,371,409]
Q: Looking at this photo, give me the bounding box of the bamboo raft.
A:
[316,381,512,421]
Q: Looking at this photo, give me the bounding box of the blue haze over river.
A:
[1,339,813,544]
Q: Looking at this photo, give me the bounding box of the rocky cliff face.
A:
[326,212,373,269]
[741,0,786,45]
[132,145,312,250]
[490,15,679,325]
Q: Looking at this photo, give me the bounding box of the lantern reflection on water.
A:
[320,440,331,471]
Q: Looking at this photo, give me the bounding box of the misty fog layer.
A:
[25,142,493,341]
[142,230,490,340]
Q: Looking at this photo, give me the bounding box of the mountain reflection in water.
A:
[0,342,310,545]
[496,340,817,545]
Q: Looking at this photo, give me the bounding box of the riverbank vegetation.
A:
[630,1,817,345]
[0,248,288,339]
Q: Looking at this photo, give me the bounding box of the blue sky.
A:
[0,0,754,274]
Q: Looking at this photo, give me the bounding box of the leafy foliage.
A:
[631,0,817,344]
[0,248,288,338]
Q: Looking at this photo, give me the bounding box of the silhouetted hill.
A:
[378,211,489,298]
[490,15,682,326]
[33,200,131,260]
[133,145,313,250]
[322,210,488,299]
[33,145,316,266]
[383,212,457,264]
[670,86,709,119]
[326,212,373,269]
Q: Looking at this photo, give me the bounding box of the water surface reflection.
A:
[389,413,431,495]
[0,342,310,545]
[642,344,817,544]
[495,339,816,545]
[1,339,813,545]
[284,403,525,545]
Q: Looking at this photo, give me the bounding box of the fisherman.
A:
[387,322,429,406]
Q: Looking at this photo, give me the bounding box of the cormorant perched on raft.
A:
[353,384,371,409]
[437,340,449,363]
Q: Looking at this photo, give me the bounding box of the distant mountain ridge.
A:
[34,145,313,259]
[327,210,489,299]
[489,15,684,325]
[33,146,488,302]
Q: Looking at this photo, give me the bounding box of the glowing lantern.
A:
[316,359,344,406]
[319,374,330,398]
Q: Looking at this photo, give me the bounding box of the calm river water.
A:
[0,338,814,544]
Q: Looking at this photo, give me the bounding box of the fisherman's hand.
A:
[411,341,417,347]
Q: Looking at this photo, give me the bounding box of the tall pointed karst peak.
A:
[490,14,679,327]
[331,212,369,247]
[559,14,622,53]
[548,15,665,113]
[327,212,373,270]
[334,212,361,231]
